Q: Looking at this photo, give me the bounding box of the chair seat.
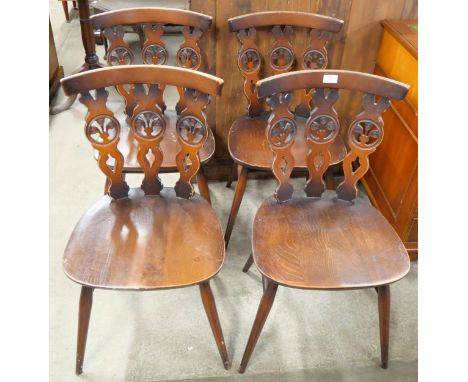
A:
[228,113,347,170]
[253,191,410,290]
[94,110,215,173]
[63,188,224,290]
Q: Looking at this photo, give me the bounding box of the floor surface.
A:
[49,2,418,381]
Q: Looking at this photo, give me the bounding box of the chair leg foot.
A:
[242,253,254,273]
[226,163,237,188]
[197,167,212,205]
[76,286,94,375]
[199,282,230,370]
[239,282,278,373]
[378,285,390,369]
[224,166,248,248]
[62,1,70,22]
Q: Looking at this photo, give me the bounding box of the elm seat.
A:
[94,111,215,172]
[253,191,410,290]
[63,188,225,290]
[228,113,347,170]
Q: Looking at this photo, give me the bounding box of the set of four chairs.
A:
[60,8,411,375]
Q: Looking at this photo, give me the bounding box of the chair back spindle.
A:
[61,66,223,200]
[228,11,344,117]
[255,70,409,203]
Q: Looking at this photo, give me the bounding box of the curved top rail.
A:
[61,65,223,96]
[91,7,212,30]
[256,70,409,100]
[228,11,343,33]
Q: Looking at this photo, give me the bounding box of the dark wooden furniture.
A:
[49,19,64,102]
[60,65,230,375]
[223,11,346,248]
[89,8,215,203]
[60,1,78,22]
[362,19,418,260]
[238,70,411,373]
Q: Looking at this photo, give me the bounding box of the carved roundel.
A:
[132,111,165,140]
[177,116,207,146]
[108,47,134,66]
[142,44,168,65]
[270,46,294,71]
[176,47,201,69]
[307,115,339,143]
[268,118,296,148]
[86,115,120,146]
[238,48,261,73]
[349,119,383,149]
[302,49,327,70]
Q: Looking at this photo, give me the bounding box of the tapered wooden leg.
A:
[199,282,230,370]
[239,282,278,373]
[242,253,254,273]
[224,166,248,248]
[62,1,70,22]
[226,163,237,188]
[197,166,212,204]
[378,285,390,369]
[76,286,94,375]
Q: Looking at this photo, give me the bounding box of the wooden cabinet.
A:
[362,19,418,260]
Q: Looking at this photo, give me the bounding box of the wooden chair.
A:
[238,70,411,373]
[90,8,215,203]
[224,11,346,247]
[60,65,230,375]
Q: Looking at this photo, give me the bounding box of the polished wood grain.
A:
[239,69,411,372]
[228,113,346,171]
[91,7,212,30]
[61,65,229,373]
[253,192,410,289]
[61,65,223,97]
[63,189,224,289]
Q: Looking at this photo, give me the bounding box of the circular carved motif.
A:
[108,47,133,66]
[349,119,383,149]
[238,48,261,73]
[268,118,296,148]
[302,49,327,70]
[142,44,168,65]
[86,115,120,146]
[177,116,207,146]
[307,115,338,143]
[270,46,294,71]
[133,111,165,140]
[176,47,201,69]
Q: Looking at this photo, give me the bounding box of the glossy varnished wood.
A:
[94,111,215,172]
[253,191,410,290]
[228,113,346,171]
[76,286,93,375]
[63,188,224,290]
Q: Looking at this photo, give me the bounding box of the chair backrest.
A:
[255,70,409,203]
[228,11,343,117]
[91,8,213,116]
[91,8,212,69]
[61,65,223,200]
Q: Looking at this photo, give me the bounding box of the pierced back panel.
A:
[61,66,223,200]
[228,11,343,117]
[255,70,409,203]
[91,8,213,117]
